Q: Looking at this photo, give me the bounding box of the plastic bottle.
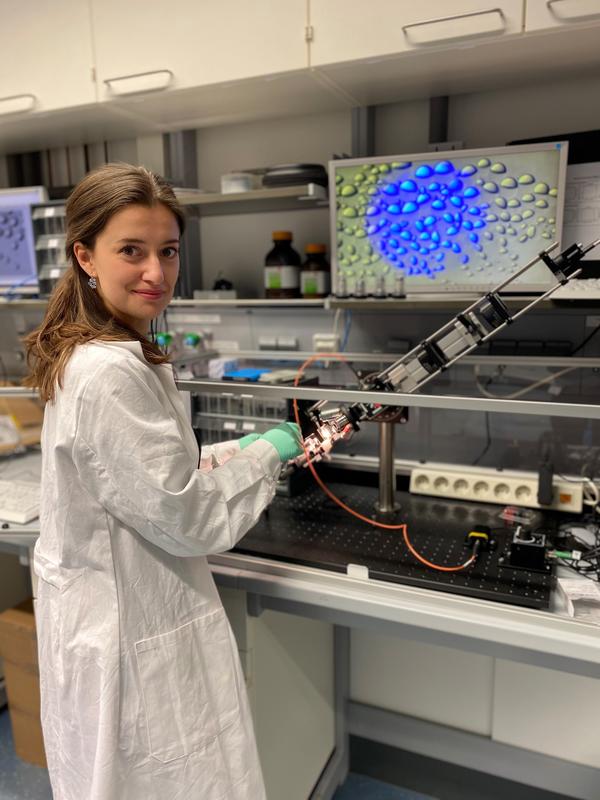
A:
[264,231,301,299]
[300,244,330,298]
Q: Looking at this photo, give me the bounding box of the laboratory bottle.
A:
[264,231,301,299]
[300,244,330,298]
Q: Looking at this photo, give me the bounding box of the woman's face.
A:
[74,203,180,335]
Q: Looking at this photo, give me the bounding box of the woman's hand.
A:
[259,422,303,462]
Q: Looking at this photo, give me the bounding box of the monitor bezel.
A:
[329,142,569,295]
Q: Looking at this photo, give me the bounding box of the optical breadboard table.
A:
[234,482,555,610]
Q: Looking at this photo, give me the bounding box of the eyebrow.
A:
[115,238,180,245]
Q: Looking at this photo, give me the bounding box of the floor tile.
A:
[334,772,437,800]
[0,709,52,800]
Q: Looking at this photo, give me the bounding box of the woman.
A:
[24,163,303,800]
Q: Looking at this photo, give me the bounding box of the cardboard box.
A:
[0,394,43,453]
[0,598,47,767]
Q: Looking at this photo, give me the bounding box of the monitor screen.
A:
[0,186,47,293]
[330,142,568,295]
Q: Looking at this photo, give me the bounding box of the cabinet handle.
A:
[547,0,600,21]
[402,8,506,45]
[104,69,173,96]
[0,93,36,116]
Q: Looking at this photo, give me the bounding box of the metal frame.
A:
[309,627,350,800]
[347,703,600,800]
[5,531,600,680]
[176,378,600,420]
[164,129,202,297]
[208,552,600,679]
[198,351,600,369]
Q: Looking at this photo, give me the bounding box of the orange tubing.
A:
[292,353,475,573]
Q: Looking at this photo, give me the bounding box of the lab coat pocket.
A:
[34,551,85,593]
[135,607,241,763]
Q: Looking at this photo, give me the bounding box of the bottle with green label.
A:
[301,243,330,299]
[264,231,301,299]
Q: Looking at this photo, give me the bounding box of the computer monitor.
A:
[0,186,48,295]
[330,142,568,295]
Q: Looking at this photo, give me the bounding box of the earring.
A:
[88,275,97,290]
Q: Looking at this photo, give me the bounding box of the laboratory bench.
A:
[0,446,600,678]
[1,459,599,799]
[1,422,599,797]
[1,461,596,681]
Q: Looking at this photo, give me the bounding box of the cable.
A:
[472,373,495,466]
[472,412,492,466]
[571,324,600,357]
[292,352,476,572]
[332,309,342,341]
[340,311,352,352]
[474,364,577,400]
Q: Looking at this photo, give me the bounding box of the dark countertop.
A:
[236,476,557,609]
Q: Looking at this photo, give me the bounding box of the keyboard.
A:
[552,278,600,300]
[0,479,40,524]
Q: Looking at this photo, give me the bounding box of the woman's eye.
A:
[163,247,179,258]
[120,245,139,257]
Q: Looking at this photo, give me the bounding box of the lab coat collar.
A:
[92,339,146,362]
[91,340,172,372]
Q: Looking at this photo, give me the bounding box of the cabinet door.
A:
[310,1,524,67]
[492,660,600,768]
[92,0,308,101]
[0,1,95,117]
[526,0,600,30]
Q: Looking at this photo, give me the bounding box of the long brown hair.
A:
[23,163,186,402]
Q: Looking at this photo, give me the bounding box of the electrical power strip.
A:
[409,466,583,513]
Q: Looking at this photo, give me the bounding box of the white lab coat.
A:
[34,340,281,800]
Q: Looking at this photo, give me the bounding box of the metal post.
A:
[163,130,202,297]
[351,106,375,158]
[376,422,398,514]
[429,95,449,146]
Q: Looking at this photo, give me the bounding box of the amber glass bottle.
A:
[264,231,301,299]
[300,243,330,298]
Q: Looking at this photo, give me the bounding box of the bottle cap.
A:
[272,231,293,241]
[305,243,327,254]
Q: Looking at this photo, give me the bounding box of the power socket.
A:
[410,466,583,513]
[312,333,340,353]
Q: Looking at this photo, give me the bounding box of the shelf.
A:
[170,298,326,308]
[177,378,600,421]
[329,295,541,311]
[0,298,47,307]
[211,350,600,369]
[0,297,326,310]
[329,295,600,311]
[174,183,328,216]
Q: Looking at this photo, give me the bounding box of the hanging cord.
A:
[474,364,577,400]
[292,353,476,572]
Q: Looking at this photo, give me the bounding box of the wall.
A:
[373,71,600,154]
[449,71,600,148]
[195,109,350,294]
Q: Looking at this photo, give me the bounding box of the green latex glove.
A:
[239,433,261,449]
[261,422,303,462]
